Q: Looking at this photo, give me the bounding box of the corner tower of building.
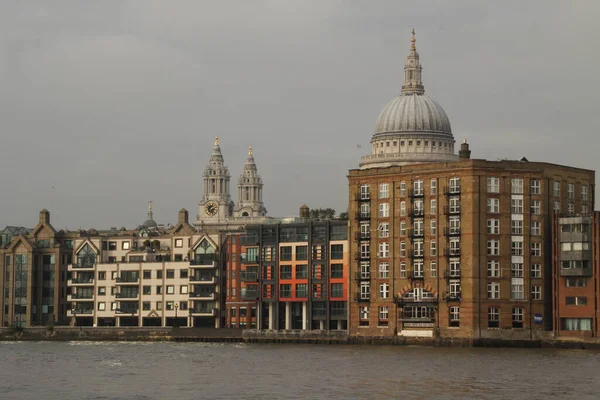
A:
[235,146,267,218]
[359,30,457,169]
[198,137,233,222]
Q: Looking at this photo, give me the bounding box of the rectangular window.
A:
[531,242,542,257]
[561,318,592,331]
[400,262,406,278]
[581,185,588,201]
[511,282,524,300]
[430,219,437,235]
[530,179,540,195]
[331,283,343,298]
[122,241,130,250]
[360,184,370,200]
[567,183,574,199]
[166,285,174,294]
[180,285,188,294]
[280,284,292,298]
[511,241,523,256]
[399,181,406,197]
[487,218,499,234]
[487,177,500,193]
[449,177,460,193]
[511,178,523,194]
[331,244,344,259]
[280,265,292,279]
[487,282,500,299]
[413,180,424,196]
[143,302,151,311]
[378,242,389,258]
[400,241,406,258]
[531,264,542,278]
[142,270,151,280]
[430,262,437,278]
[487,240,500,256]
[378,262,389,279]
[511,198,523,214]
[566,296,587,306]
[157,270,163,279]
[360,203,370,219]
[295,246,308,261]
[449,197,460,214]
[553,181,560,197]
[449,306,460,327]
[360,243,370,258]
[487,198,499,213]
[331,264,343,279]
[379,283,389,299]
[511,220,523,235]
[430,179,437,195]
[532,286,542,300]
[280,246,292,261]
[565,277,586,287]
[97,302,106,311]
[379,203,389,218]
[430,199,437,214]
[166,269,175,279]
[511,263,523,277]
[487,261,500,278]
[430,241,437,257]
[360,282,370,300]
[400,201,406,217]
[180,269,188,279]
[175,239,183,248]
[143,286,151,295]
[488,307,499,328]
[512,308,524,328]
[379,306,389,321]
[379,183,390,199]
[378,223,389,238]
[531,200,541,215]
[295,284,308,298]
[531,221,541,236]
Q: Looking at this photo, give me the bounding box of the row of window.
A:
[487,240,543,256]
[91,300,192,312]
[240,244,344,263]
[360,178,459,200]
[92,285,200,296]
[273,283,345,298]
[375,140,451,149]
[72,269,191,281]
[487,282,542,300]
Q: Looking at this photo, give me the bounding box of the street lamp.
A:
[174,303,179,327]
[188,309,193,328]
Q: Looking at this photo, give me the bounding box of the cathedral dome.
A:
[374,94,452,137]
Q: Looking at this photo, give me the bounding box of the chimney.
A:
[178,208,189,224]
[299,205,310,218]
[39,209,50,224]
[459,138,471,160]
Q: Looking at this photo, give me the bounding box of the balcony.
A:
[190,275,216,284]
[355,212,371,221]
[408,229,424,239]
[354,192,371,202]
[240,256,259,264]
[445,227,461,236]
[409,271,424,281]
[354,294,370,302]
[70,263,95,269]
[189,291,217,300]
[559,267,593,277]
[115,308,139,315]
[190,256,218,268]
[115,293,139,299]
[190,307,215,316]
[240,271,258,282]
[354,272,370,280]
[444,292,462,302]
[443,186,461,196]
[408,189,425,199]
[355,232,371,241]
[69,309,94,316]
[409,209,424,218]
[67,293,94,301]
[240,235,259,245]
[444,269,461,279]
[409,251,424,260]
[443,206,461,215]
[396,295,438,304]
[560,250,592,261]
[116,277,139,284]
[69,278,94,285]
[354,253,370,262]
[240,291,259,300]
[445,248,461,258]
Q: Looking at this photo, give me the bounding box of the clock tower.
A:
[198,137,234,223]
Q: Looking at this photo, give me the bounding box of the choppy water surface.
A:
[0,341,599,399]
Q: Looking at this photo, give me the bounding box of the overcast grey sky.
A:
[1,0,598,229]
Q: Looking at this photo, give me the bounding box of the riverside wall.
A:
[2,327,600,350]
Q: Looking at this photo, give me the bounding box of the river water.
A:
[0,341,598,400]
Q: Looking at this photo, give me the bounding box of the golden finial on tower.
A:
[411,28,416,50]
[249,146,253,156]
[148,200,153,212]
[215,136,219,146]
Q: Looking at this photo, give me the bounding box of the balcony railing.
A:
[190,275,215,283]
[240,271,258,282]
[189,291,217,299]
[354,253,370,262]
[116,277,139,283]
[355,212,371,220]
[443,292,462,302]
[115,293,139,299]
[409,251,424,259]
[355,232,371,241]
[69,293,94,300]
[396,295,438,304]
[71,263,95,269]
[443,186,461,196]
[115,308,138,315]
[408,229,424,239]
[559,267,593,277]
[240,256,259,264]
[408,189,425,199]
[190,307,215,316]
[240,291,259,300]
[354,272,370,280]
[71,309,94,315]
[409,271,424,280]
[444,269,461,279]
[354,294,370,302]
[240,235,259,246]
[445,228,461,236]
[190,255,217,266]
[355,193,371,201]
[71,278,94,284]
[409,209,425,218]
[443,206,461,215]
[445,248,461,257]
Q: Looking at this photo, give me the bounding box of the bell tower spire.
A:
[198,136,232,223]
[401,29,425,95]
[234,145,267,218]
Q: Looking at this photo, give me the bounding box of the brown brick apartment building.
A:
[223,220,349,331]
[348,153,594,339]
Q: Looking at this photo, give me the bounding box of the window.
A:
[378,242,389,258]
[179,301,188,311]
[511,241,523,256]
[295,264,308,279]
[511,281,524,300]
[511,220,523,235]
[379,183,390,199]
[511,263,523,278]
[400,262,406,278]
[180,285,188,294]
[331,283,343,298]
[360,203,370,218]
[531,221,541,236]
[487,240,500,256]
[166,269,175,279]
[530,179,540,195]
[531,242,542,257]
[400,201,406,217]
[553,181,560,197]
[143,270,151,280]
[399,181,406,197]
[532,286,542,300]
[360,306,369,323]
[379,283,389,299]
[561,318,592,331]
[399,220,406,236]
[97,302,106,311]
[166,286,174,294]
[360,262,370,279]
[531,264,541,278]
[430,262,437,278]
[331,244,344,259]
[449,197,460,214]
[360,184,370,200]
[280,265,292,279]
[449,177,460,193]
[449,217,460,235]
[280,246,292,261]
[175,239,183,248]
[98,287,106,296]
[487,198,499,213]
[280,284,292,298]
[512,308,524,328]
[143,286,151,295]
[566,296,587,306]
[488,307,500,328]
[430,220,437,235]
[565,277,586,287]
[379,306,389,321]
[180,269,188,279]
[582,185,588,201]
[487,177,500,193]
[360,243,370,259]
[399,242,406,258]
[413,180,423,196]
[108,241,117,251]
[430,241,437,257]
[531,200,541,215]
[122,241,130,250]
[487,261,500,278]
[331,264,343,279]
[430,179,437,195]
[554,201,560,211]
[379,203,389,218]
[98,272,106,281]
[449,306,460,327]
[360,282,370,300]
[487,219,499,234]
[511,178,523,194]
[295,246,308,261]
[511,198,523,214]
[487,282,500,299]
[166,302,174,311]
[567,203,574,215]
[567,183,574,199]
[143,302,151,311]
[582,204,588,214]
[379,262,389,279]
[378,223,389,238]
[430,199,437,214]
[157,270,163,279]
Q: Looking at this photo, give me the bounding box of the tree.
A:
[308,208,337,220]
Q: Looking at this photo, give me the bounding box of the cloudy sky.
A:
[0,0,598,229]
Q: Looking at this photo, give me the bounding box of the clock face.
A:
[205,202,218,216]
